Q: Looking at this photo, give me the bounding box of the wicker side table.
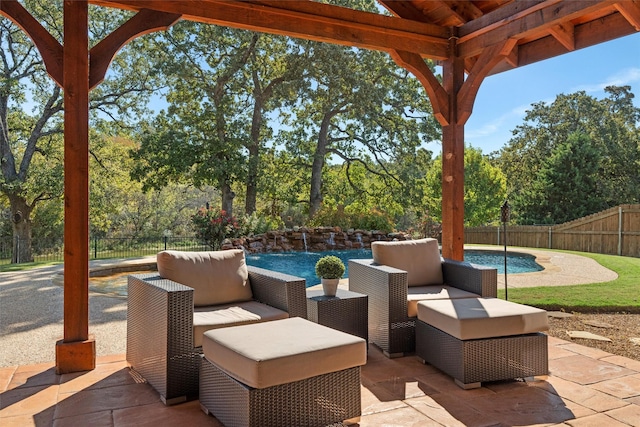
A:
[306,288,368,343]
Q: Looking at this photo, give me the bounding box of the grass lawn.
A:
[502,250,640,313]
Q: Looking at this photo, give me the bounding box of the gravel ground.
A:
[546,312,640,361]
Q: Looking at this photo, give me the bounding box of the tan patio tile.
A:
[550,354,635,385]
[601,355,640,372]
[549,342,581,360]
[58,364,136,394]
[557,343,613,360]
[54,383,159,419]
[564,412,631,426]
[0,366,17,392]
[7,366,60,390]
[605,403,640,427]
[463,383,580,426]
[360,383,408,415]
[95,353,126,365]
[405,393,490,427]
[628,395,640,405]
[530,374,630,412]
[113,400,222,426]
[1,414,40,427]
[53,409,114,427]
[0,385,59,418]
[589,374,640,399]
[357,405,444,427]
[412,371,495,398]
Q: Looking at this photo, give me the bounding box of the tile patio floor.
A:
[1,337,639,427]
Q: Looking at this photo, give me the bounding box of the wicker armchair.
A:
[349,239,497,358]
[127,250,307,405]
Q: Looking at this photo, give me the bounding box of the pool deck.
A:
[0,245,617,368]
[1,246,638,426]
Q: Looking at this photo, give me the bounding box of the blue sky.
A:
[457,33,640,155]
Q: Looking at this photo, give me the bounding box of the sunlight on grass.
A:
[504,250,640,313]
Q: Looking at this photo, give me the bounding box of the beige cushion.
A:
[371,238,443,286]
[202,317,366,389]
[193,301,289,347]
[417,297,549,340]
[407,285,479,317]
[157,250,251,307]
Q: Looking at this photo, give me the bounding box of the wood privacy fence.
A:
[465,204,640,258]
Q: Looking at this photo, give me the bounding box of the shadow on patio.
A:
[2,337,639,426]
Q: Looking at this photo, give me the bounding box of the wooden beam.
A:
[389,50,450,126]
[377,0,428,21]
[489,11,638,75]
[458,0,617,58]
[548,22,576,51]
[457,39,518,125]
[90,0,450,59]
[57,0,95,374]
[615,0,640,30]
[0,0,64,87]
[90,9,181,89]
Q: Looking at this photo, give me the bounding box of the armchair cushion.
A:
[407,285,480,317]
[372,238,443,287]
[193,301,289,347]
[157,249,252,307]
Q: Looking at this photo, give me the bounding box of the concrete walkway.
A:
[0,247,618,368]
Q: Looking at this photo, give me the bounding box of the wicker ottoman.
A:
[416,297,549,389]
[199,317,367,427]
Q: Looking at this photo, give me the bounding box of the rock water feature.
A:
[222,227,412,254]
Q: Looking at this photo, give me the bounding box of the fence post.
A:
[618,206,623,256]
[94,237,98,259]
[548,227,552,249]
[497,226,500,245]
[164,235,168,251]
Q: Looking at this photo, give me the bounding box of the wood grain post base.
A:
[55,336,96,374]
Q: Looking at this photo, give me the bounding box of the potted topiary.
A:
[315,255,345,297]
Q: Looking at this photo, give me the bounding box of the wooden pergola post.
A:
[440,42,466,261]
[55,0,95,374]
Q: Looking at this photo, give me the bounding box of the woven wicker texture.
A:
[348,258,497,357]
[200,357,361,427]
[127,265,308,405]
[306,289,368,342]
[416,320,548,386]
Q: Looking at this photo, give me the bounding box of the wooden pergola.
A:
[1,0,639,373]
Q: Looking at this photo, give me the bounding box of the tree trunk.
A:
[221,181,235,216]
[9,196,34,263]
[309,113,332,218]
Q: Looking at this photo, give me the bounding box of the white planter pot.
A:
[321,278,340,297]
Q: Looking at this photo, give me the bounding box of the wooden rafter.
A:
[0,0,63,87]
[615,0,640,30]
[458,0,617,57]
[389,50,450,126]
[91,0,451,59]
[89,9,181,89]
[548,22,576,52]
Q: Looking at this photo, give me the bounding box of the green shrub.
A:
[315,255,345,279]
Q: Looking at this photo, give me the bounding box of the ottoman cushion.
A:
[202,317,366,389]
[417,297,549,340]
[407,285,479,317]
[193,301,289,347]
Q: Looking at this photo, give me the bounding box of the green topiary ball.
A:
[315,255,346,279]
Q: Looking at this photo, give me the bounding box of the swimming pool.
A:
[245,248,543,287]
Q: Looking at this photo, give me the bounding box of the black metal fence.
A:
[0,236,209,266]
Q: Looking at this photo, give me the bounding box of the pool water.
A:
[88,249,542,294]
[246,248,542,287]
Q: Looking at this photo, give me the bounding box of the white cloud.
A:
[571,67,640,94]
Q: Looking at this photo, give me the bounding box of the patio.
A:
[2,337,640,426]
